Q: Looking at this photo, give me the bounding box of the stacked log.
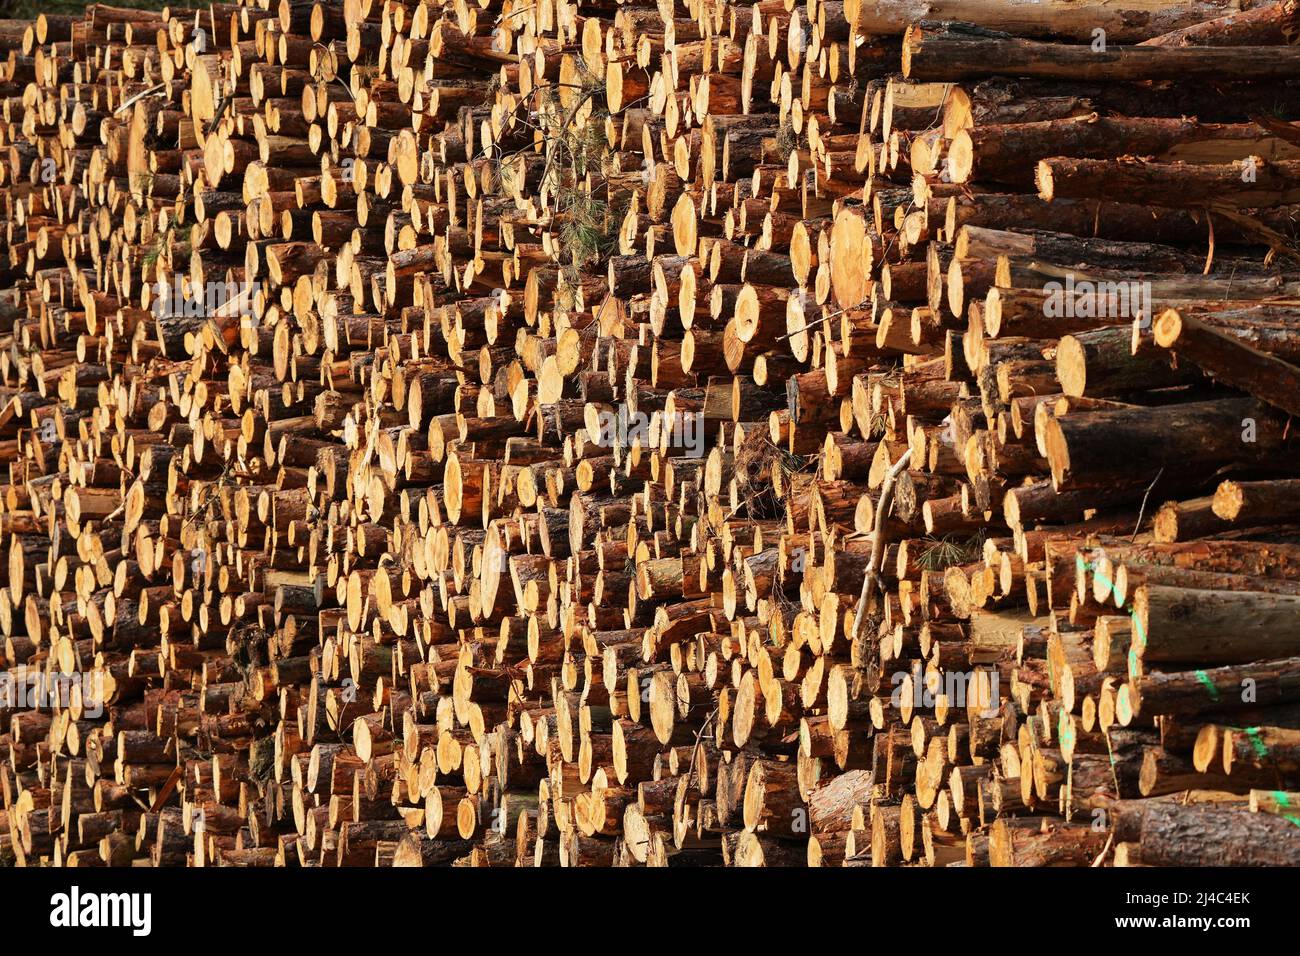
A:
[0,0,1298,869]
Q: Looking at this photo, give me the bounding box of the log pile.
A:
[1,0,1299,868]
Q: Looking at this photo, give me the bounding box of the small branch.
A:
[203,90,233,137]
[1131,467,1164,541]
[1091,832,1115,867]
[538,85,603,198]
[685,705,720,787]
[333,77,357,104]
[850,447,912,642]
[775,295,869,341]
[113,83,166,116]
